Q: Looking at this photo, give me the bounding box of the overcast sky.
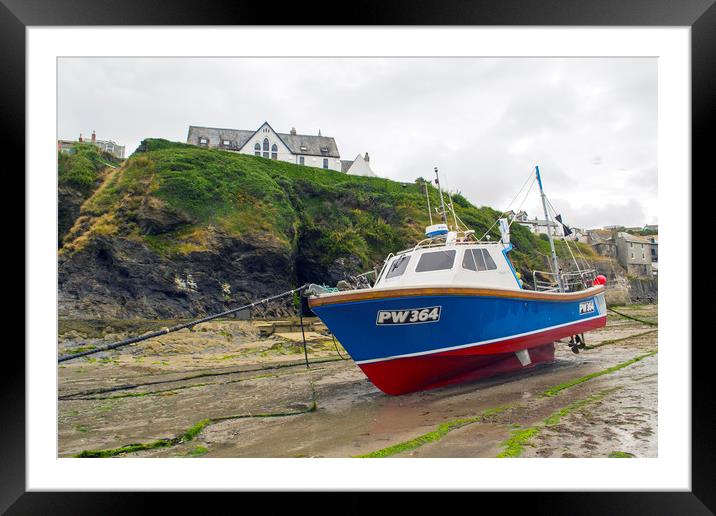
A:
[58,57,657,229]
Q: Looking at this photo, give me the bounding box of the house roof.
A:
[617,232,651,244]
[188,124,341,158]
[187,126,255,149]
[340,160,354,173]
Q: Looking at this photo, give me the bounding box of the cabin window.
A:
[254,143,261,156]
[385,255,411,279]
[462,249,497,271]
[415,250,456,272]
[271,143,278,159]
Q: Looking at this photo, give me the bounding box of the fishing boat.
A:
[307,166,607,395]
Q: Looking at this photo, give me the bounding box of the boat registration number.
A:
[376,306,441,325]
[579,300,596,314]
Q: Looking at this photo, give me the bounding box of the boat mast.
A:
[434,167,448,225]
[536,165,564,292]
[424,181,433,225]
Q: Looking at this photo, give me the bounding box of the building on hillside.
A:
[187,122,374,174]
[643,224,658,233]
[566,227,589,243]
[614,231,652,277]
[505,210,530,224]
[341,152,376,177]
[647,235,658,262]
[57,139,76,154]
[518,216,561,237]
[57,131,126,159]
[592,239,617,258]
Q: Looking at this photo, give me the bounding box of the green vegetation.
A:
[186,445,209,457]
[497,389,616,458]
[62,138,591,283]
[355,405,512,458]
[608,451,635,458]
[58,143,120,195]
[496,427,541,458]
[541,351,657,397]
[75,405,316,458]
[58,143,123,243]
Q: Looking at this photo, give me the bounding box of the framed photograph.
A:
[8,0,710,511]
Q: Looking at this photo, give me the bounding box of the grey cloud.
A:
[58,57,657,228]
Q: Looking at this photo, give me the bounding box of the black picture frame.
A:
[5,0,709,512]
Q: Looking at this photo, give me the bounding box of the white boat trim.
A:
[354,313,607,365]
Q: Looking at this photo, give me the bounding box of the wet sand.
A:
[58,305,657,458]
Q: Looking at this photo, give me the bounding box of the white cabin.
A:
[374,241,521,290]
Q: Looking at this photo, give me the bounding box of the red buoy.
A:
[593,275,607,286]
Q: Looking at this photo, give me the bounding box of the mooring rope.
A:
[58,285,309,363]
[607,307,658,327]
[331,334,349,360]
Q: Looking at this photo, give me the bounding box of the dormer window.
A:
[198,136,209,146]
[300,146,308,152]
[222,140,231,146]
[320,146,329,153]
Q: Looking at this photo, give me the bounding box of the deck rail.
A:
[533,268,598,292]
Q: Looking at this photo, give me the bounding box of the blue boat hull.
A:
[309,286,607,394]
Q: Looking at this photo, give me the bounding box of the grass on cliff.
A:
[64,138,592,278]
[58,143,121,195]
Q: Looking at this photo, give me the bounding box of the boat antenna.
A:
[442,171,460,231]
[536,165,564,292]
[424,181,433,225]
[434,167,448,225]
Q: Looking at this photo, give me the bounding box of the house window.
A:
[300,146,307,152]
[416,250,456,272]
[254,143,261,156]
[322,158,328,169]
[222,140,230,147]
[631,253,634,260]
[271,144,278,160]
[299,156,305,165]
[198,137,209,146]
[262,138,270,158]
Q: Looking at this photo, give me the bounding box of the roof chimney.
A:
[364,152,370,162]
[290,127,296,135]
[318,129,322,137]
[91,130,96,143]
[78,133,83,142]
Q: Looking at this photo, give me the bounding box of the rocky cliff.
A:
[58,139,604,319]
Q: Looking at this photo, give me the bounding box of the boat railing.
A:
[533,269,598,292]
[373,253,394,286]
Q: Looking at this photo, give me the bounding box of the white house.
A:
[187,122,345,171]
[341,152,376,177]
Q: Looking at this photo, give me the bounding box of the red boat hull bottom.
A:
[359,342,556,395]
